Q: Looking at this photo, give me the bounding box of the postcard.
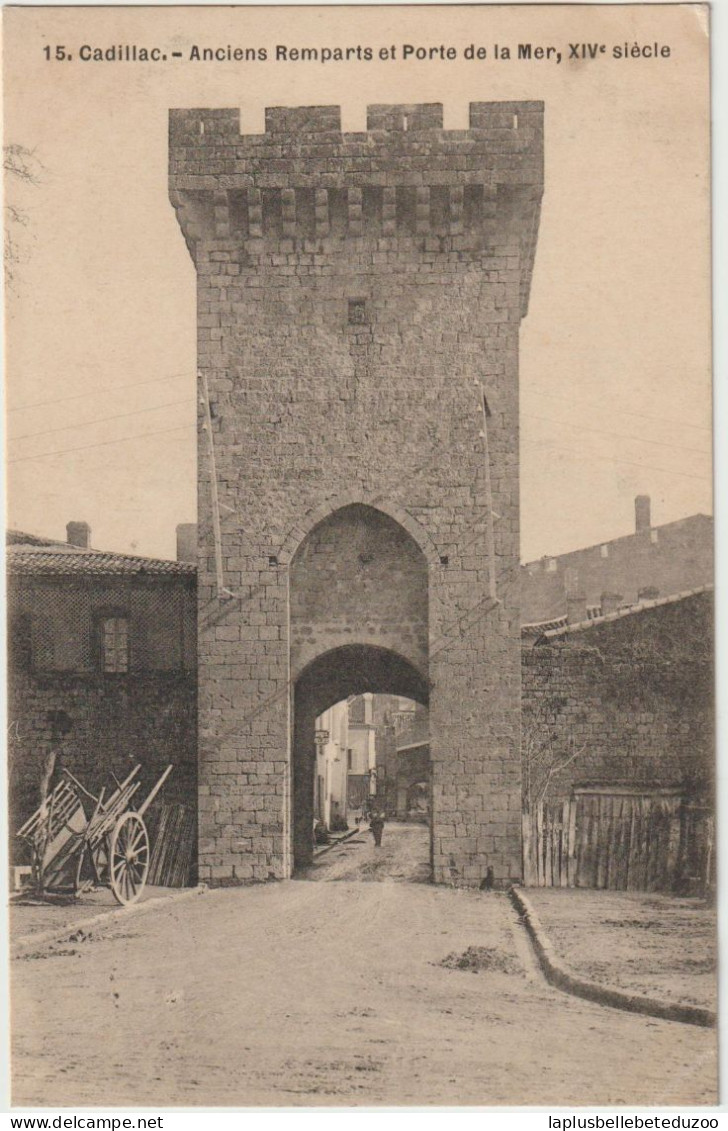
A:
[4,3,715,1109]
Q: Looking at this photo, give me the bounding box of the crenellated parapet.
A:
[169,102,543,316]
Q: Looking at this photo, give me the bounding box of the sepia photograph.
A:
[3,2,716,1109]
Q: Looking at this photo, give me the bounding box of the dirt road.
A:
[305,820,431,883]
[12,824,716,1107]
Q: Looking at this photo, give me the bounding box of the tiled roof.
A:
[7,537,196,577]
[521,614,568,637]
[534,585,713,642]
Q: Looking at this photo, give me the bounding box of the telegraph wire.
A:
[7,370,193,414]
[522,439,712,483]
[523,413,711,457]
[528,386,711,433]
[10,427,711,483]
[7,424,195,465]
[9,398,193,443]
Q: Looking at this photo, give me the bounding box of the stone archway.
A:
[292,643,429,869]
[289,503,429,684]
[289,503,430,869]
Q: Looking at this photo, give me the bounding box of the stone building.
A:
[313,699,349,829]
[521,497,713,625]
[345,694,378,815]
[521,586,714,809]
[169,101,544,885]
[390,703,431,820]
[7,524,197,856]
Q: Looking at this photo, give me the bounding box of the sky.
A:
[3,4,712,563]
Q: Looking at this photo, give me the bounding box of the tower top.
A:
[169,102,544,316]
[169,101,543,188]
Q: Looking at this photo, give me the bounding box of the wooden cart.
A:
[16,764,173,905]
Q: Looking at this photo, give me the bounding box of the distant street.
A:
[12,823,716,1107]
[304,820,432,883]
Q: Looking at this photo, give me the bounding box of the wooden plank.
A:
[536,803,544,886]
[666,798,681,892]
[604,794,614,888]
[605,796,614,891]
[591,795,601,887]
[567,798,577,887]
[637,797,650,891]
[614,796,629,890]
[626,796,639,890]
[705,816,715,892]
[521,812,532,886]
[546,804,554,886]
[577,796,595,888]
[596,795,609,889]
[644,801,657,891]
[627,797,639,890]
[574,796,586,887]
[559,801,568,886]
[551,804,559,887]
[651,801,665,891]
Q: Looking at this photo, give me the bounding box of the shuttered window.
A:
[101,616,129,673]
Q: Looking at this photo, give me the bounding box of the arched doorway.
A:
[289,503,430,871]
[292,644,429,869]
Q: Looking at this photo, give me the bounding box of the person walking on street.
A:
[369,812,385,847]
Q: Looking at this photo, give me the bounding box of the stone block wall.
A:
[170,101,544,885]
[8,575,197,862]
[522,591,714,807]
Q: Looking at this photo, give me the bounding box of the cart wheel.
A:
[109,813,150,905]
[91,839,110,885]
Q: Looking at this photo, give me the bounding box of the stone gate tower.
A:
[169,101,543,886]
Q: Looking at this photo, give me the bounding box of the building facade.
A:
[7,524,197,860]
[170,100,544,885]
[522,497,713,625]
[522,587,714,808]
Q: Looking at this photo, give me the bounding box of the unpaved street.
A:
[12,824,716,1107]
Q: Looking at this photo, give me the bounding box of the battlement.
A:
[169,101,543,140]
[169,101,543,315]
[169,102,543,182]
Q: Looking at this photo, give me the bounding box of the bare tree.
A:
[4,143,43,288]
[522,699,586,814]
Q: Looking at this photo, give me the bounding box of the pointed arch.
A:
[288,502,429,683]
[278,491,440,569]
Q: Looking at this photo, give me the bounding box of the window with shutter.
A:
[101,616,129,673]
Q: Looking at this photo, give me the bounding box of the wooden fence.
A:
[147,802,197,887]
[523,788,714,894]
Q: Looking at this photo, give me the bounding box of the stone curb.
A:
[509,885,716,1029]
[11,884,208,956]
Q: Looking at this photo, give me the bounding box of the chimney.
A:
[601,591,624,615]
[176,523,197,564]
[635,495,651,534]
[566,593,588,624]
[66,521,91,549]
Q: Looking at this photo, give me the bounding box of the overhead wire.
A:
[7,424,195,465]
[522,439,712,483]
[7,369,194,414]
[523,412,711,458]
[528,386,711,434]
[9,398,193,443]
